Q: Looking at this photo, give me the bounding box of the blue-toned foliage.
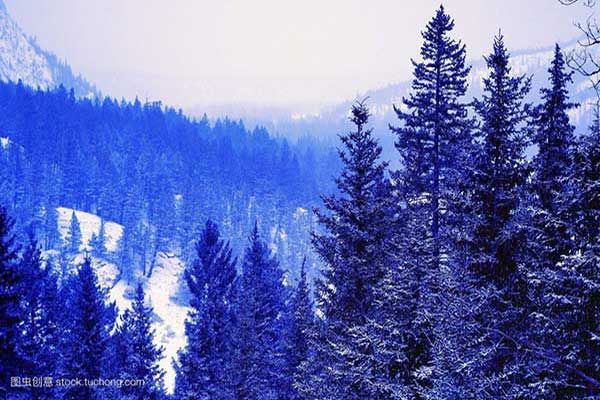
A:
[0,5,599,400]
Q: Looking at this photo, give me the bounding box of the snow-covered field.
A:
[54,207,188,393]
[56,207,123,252]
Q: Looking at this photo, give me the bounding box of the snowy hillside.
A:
[0,0,96,96]
[56,207,123,252]
[0,0,51,89]
[53,207,188,393]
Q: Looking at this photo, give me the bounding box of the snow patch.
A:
[146,252,190,393]
[56,207,123,252]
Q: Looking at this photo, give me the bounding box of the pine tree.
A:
[90,219,106,259]
[391,4,472,272]
[469,33,530,281]
[314,99,390,324]
[522,45,588,398]
[17,235,60,400]
[65,211,82,255]
[523,104,600,398]
[43,206,60,250]
[286,258,314,400]
[232,223,287,400]
[0,205,24,397]
[301,99,392,399]
[59,257,116,400]
[388,6,472,397]
[175,220,237,400]
[530,44,578,265]
[463,34,533,398]
[117,283,165,400]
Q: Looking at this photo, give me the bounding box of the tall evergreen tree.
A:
[43,206,60,250]
[175,220,237,400]
[301,100,392,399]
[388,6,472,397]
[463,34,533,398]
[530,44,578,265]
[469,33,531,281]
[90,219,106,259]
[523,45,586,398]
[117,283,165,400]
[18,235,60,400]
[232,223,287,400]
[286,258,314,400]
[65,211,82,255]
[314,99,390,324]
[524,104,600,398]
[391,4,472,271]
[59,258,116,400]
[0,205,23,397]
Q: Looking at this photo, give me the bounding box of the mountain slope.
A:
[246,41,598,164]
[47,207,187,392]
[0,0,96,96]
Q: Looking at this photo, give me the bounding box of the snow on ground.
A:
[55,207,188,393]
[56,207,123,252]
[76,253,120,290]
[109,277,133,314]
[146,252,190,393]
[55,207,122,290]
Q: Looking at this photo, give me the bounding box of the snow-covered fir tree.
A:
[65,211,82,256]
[464,34,534,398]
[525,102,600,398]
[17,235,61,400]
[524,45,589,398]
[232,223,288,400]
[530,44,578,265]
[388,6,472,397]
[89,218,106,259]
[0,206,24,396]
[175,220,237,400]
[285,258,314,400]
[300,99,392,399]
[116,283,165,400]
[58,257,116,400]
[391,4,472,272]
[469,33,531,284]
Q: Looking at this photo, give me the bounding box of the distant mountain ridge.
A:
[223,41,599,163]
[0,0,96,97]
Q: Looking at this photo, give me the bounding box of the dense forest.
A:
[0,79,339,280]
[1,5,599,400]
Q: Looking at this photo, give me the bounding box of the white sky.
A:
[6,0,591,107]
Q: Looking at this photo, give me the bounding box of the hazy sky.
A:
[6,0,591,107]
